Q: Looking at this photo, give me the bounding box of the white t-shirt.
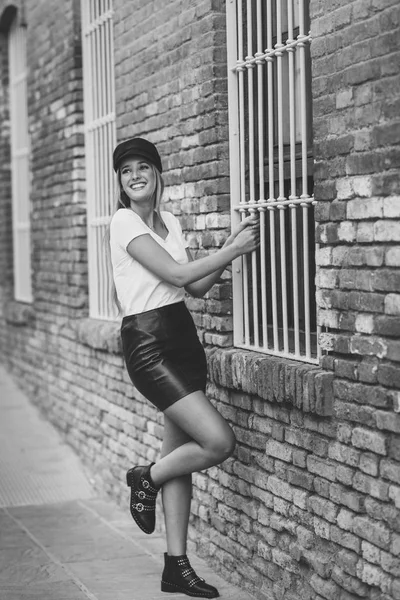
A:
[109,208,189,316]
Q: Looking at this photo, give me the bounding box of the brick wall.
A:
[0,1,399,599]
[312,0,400,598]
[114,0,233,347]
[0,0,87,390]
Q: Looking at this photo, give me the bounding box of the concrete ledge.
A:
[72,317,122,354]
[206,347,333,416]
[4,300,35,326]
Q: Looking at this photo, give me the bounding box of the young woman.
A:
[109,137,259,598]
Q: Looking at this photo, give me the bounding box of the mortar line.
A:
[4,507,101,600]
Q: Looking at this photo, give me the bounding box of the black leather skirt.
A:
[120,301,207,411]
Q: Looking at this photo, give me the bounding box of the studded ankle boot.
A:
[126,463,160,534]
[161,553,219,598]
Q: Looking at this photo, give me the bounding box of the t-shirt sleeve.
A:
[110,209,149,251]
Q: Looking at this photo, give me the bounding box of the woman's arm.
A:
[126,222,259,288]
[183,248,227,298]
[184,215,260,298]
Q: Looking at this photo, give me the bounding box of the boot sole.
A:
[161,580,219,598]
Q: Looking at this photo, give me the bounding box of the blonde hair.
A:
[104,163,165,315]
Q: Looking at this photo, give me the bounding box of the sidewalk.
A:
[0,365,256,600]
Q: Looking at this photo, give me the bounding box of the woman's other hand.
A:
[231,214,259,238]
[231,219,260,256]
[225,213,260,248]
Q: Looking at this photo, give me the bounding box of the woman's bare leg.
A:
[161,415,192,556]
[157,391,235,556]
[151,390,236,486]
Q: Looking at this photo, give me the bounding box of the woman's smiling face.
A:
[120,156,156,204]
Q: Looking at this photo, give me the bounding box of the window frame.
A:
[226,0,319,364]
[80,0,117,320]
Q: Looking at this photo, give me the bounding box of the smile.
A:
[130,183,146,191]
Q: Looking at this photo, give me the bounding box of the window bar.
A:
[100,18,107,219]
[298,0,311,358]
[256,0,268,348]
[237,0,250,345]
[83,4,95,318]
[266,0,278,350]
[97,225,103,316]
[109,14,116,128]
[227,0,244,345]
[100,8,107,312]
[246,0,259,347]
[276,0,289,353]
[101,223,107,317]
[287,0,300,356]
[100,8,106,310]
[316,240,321,360]
[105,18,112,213]
[95,18,102,317]
[94,25,100,121]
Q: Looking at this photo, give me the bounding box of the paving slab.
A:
[0,364,257,600]
[0,366,94,508]
[0,581,91,600]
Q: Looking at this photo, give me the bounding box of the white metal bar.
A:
[237,0,250,345]
[230,34,312,70]
[246,0,255,204]
[246,0,259,347]
[276,0,289,353]
[298,0,312,357]
[302,203,311,357]
[316,236,321,360]
[234,196,314,208]
[256,0,268,348]
[266,0,278,350]
[226,0,245,348]
[85,112,115,132]
[287,0,300,356]
[290,205,300,356]
[83,9,113,36]
[100,17,106,220]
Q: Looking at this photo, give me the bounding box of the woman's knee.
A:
[208,427,236,463]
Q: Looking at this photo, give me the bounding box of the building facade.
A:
[0,1,399,599]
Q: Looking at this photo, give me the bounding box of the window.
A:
[9,13,32,303]
[81,0,116,319]
[226,0,318,362]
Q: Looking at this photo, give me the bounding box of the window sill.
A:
[72,317,122,354]
[69,319,332,415]
[206,347,333,416]
[4,300,35,326]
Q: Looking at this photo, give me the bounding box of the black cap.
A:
[113,138,162,173]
